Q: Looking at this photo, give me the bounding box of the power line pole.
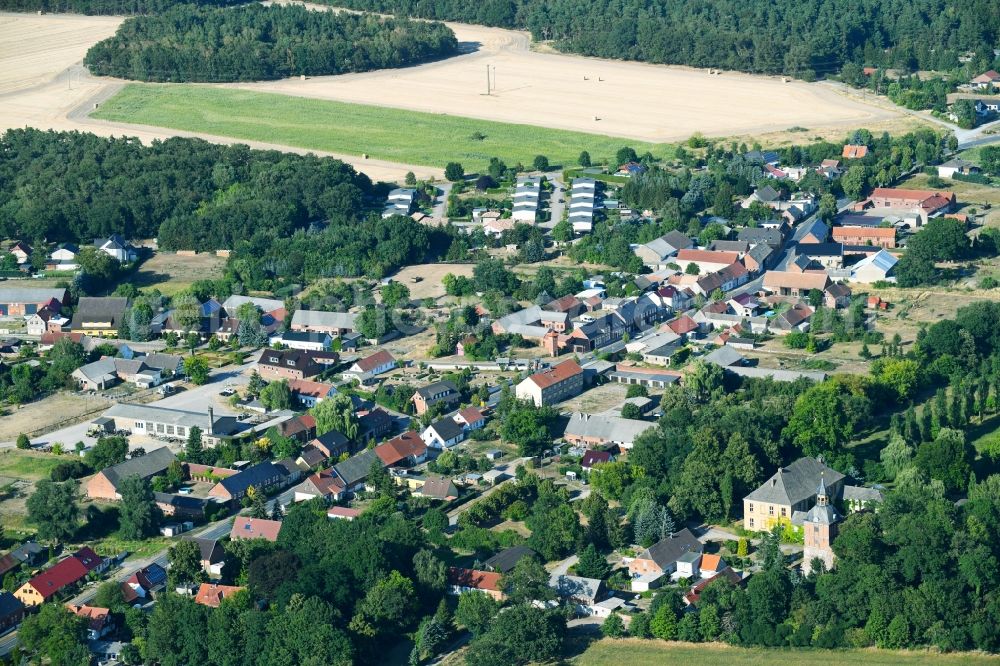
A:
[486,64,491,95]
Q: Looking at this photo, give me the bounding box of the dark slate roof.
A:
[796,242,843,257]
[639,528,703,568]
[738,227,784,247]
[0,591,23,619]
[745,457,844,506]
[414,380,459,401]
[429,417,464,441]
[333,449,381,487]
[216,461,284,495]
[484,545,538,574]
[102,447,176,488]
[186,537,224,563]
[71,297,128,328]
[153,492,209,512]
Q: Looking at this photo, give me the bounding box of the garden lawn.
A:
[575,640,1000,666]
[93,84,671,168]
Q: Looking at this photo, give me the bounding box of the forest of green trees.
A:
[84,4,458,82]
[0,0,235,13]
[320,0,1000,79]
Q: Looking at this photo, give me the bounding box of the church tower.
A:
[802,474,839,575]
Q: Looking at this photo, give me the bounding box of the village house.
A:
[15,547,105,607]
[185,537,226,577]
[692,262,750,296]
[289,310,358,336]
[310,429,353,460]
[375,431,428,467]
[633,231,693,270]
[257,348,326,381]
[413,475,460,501]
[230,517,283,543]
[421,417,466,449]
[853,187,956,223]
[742,457,845,532]
[564,412,656,451]
[332,449,382,493]
[628,528,703,580]
[831,225,896,248]
[67,604,115,640]
[194,584,244,608]
[293,469,346,503]
[447,568,505,601]
[382,188,416,218]
[412,380,461,415]
[72,357,163,391]
[287,378,337,408]
[120,563,168,605]
[86,447,176,501]
[609,364,682,390]
[0,287,67,319]
[69,297,128,337]
[359,408,394,441]
[515,359,584,407]
[970,69,1000,90]
[675,249,739,275]
[453,406,487,431]
[343,350,396,384]
[154,492,211,521]
[580,449,612,470]
[762,271,830,299]
[209,461,288,503]
[792,243,844,270]
[327,506,363,521]
[94,235,137,263]
[47,243,79,271]
[842,144,869,159]
[0,542,44,579]
[25,307,68,336]
[937,158,980,179]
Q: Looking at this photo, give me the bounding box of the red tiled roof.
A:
[842,144,868,159]
[526,359,583,390]
[666,315,698,335]
[194,583,244,608]
[327,506,363,519]
[456,407,485,424]
[676,249,739,265]
[287,378,335,399]
[353,350,396,372]
[832,226,895,239]
[230,517,282,542]
[375,431,426,466]
[25,556,90,600]
[66,604,110,632]
[447,567,502,592]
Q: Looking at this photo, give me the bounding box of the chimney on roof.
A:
[207,407,214,436]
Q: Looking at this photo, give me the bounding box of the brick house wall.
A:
[86,472,120,501]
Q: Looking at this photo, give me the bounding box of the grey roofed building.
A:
[637,527,703,569]
[549,574,603,603]
[754,185,781,203]
[141,353,184,374]
[0,286,68,306]
[703,345,745,368]
[796,242,844,258]
[427,417,464,442]
[100,447,176,487]
[70,297,128,330]
[745,457,844,507]
[708,240,750,253]
[154,492,210,516]
[737,227,784,248]
[745,242,774,267]
[563,412,656,448]
[105,403,215,429]
[185,536,225,564]
[290,310,358,331]
[333,448,381,489]
[792,218,829,243]
[484,545,537,574]
[794,478,840,526]
[73,358,118,387]
[726,366,826,383]
[842,485,884,504]
[215,461,286,497]
[222,295,284,314]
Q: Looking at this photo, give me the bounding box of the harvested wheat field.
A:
[229,1,905,143]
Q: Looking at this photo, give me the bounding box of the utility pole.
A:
[486,64,491,95]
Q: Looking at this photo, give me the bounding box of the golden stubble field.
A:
[0,7,912,183]
[233,0,906,144]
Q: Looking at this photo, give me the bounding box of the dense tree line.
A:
[84,4,458,82]
[0,0,237,14]
[321,0,1000,79]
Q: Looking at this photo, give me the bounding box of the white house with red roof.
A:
[343,350,396,384]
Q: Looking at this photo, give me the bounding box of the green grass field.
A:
[0,449,72,482]
[576,640,1000,665]
[93,84,671,170]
